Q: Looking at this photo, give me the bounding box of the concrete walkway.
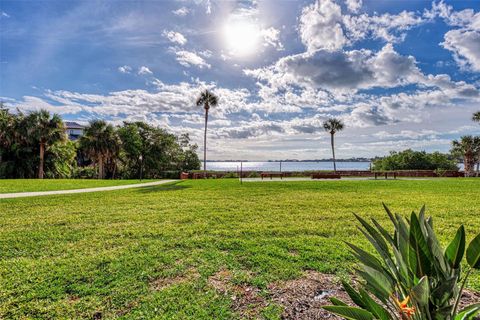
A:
[0,180,177,199]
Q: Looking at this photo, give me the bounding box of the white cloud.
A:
[442,29,480,71]
[175,50,211,69]
[300,0,347,52]
[245,44,423,92]
[299,0,424,52]
[138,66,153,75]
[261,27,284,50]
[1,11,10,18]
[118,65,132,74]
[162,30,187,45]
[345,0,362,13]
[426,1,480,71]
[172,7,189,17]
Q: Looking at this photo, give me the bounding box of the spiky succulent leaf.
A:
[445,226,466,269]
[359,288,392,320]
[323,306,374,320]
[455,303,480,320]
[330,297,348,306]
[411,276,430,307]
[466,233,480,269]
[409,212,433,277]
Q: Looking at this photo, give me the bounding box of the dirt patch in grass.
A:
[268,271,480,320]
[460,289,480,310]
[268,270,351,319]
[208,269,268,319]
[149,267,199,291]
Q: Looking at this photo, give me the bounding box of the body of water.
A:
[203,161,372,172]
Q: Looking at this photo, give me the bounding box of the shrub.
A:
[222,172,238,178]
[248,171,260,178]
[373,150,458,171]
[324,204,480,320]
[73,166,97,179]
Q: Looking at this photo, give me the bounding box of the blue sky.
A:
[1,0,479,160]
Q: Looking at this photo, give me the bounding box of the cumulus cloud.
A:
[138,66,153,75]
[118,65,132,73]
[172,7,189,16]
[245,44,423,92]
[442,29,480,71]
[299,0,424,52]
[261,27,284,50]
[345,0,362,13]
[162,30,187,45]
[175,50,211,69]
[426,1,480,71]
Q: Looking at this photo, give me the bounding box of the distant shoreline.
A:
[205,160,372,162]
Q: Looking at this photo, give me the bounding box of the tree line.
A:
[0,107,200,179]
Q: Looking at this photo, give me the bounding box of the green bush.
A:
[373,149,458,171]
[73,166,97,179]
[248,171,260,178]
[222,172,238,178]
[324,204,480,320]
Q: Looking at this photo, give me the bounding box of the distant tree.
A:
[196,90,218,175]
[26,109,66,179]
[79,120,120,179]
[451,136,480,177]
[322,118,344,172]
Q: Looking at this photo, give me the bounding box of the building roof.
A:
[64,121,85,129]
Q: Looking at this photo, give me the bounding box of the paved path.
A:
[0,180,177,199]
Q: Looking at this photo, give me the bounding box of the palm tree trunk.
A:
[331,133,336,173]
[203,107,209,178]
[38,142,45,179]
[98,156,104,179]
[464,153,474,177]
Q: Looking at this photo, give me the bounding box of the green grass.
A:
[0,179,157,193]
[0,178,479,319]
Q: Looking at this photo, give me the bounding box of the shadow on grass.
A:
[135,181,191,193]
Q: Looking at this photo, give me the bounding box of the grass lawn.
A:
[0,178,479,319]
[0,179,157,193]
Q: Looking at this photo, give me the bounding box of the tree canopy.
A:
[372,149,458,171]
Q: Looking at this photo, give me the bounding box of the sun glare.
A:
[223,19,260,57]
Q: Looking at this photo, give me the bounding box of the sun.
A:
[223,18,260,57]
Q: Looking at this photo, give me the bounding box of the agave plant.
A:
[324,204,480,320]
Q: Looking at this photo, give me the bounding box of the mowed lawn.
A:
[0,179,156,193]
[0,179,479,319]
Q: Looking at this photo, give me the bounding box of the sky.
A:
[1,0,480,160]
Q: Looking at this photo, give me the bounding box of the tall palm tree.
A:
[323,118,345,173]
[79,120,119,179]
[472,111,480,175]
[451,136,480,177]
[472,111,480,123]
[195,90,218,175]
[27,109,66,179]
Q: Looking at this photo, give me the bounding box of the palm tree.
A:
[323,118,345,173]
[472,111,480,175]
[79,120,119,179]
[27,109,66,179]
[472,111,480,123]
[195,90,218,176]
[451,136,480,177]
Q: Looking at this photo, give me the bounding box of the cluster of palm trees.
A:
[451,112,480,177]
[1,106,200,179]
